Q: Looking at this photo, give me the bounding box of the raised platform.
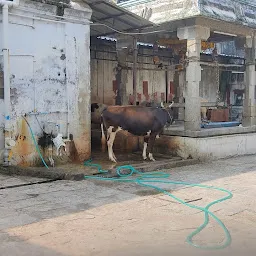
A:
[92,123,256,161]
[155,133,256,160]
[164,121,256,138]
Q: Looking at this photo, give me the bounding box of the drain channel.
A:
[0,179,60,190]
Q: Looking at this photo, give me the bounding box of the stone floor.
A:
[0,155,256,256]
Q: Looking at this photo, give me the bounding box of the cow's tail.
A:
[101,115,106,152]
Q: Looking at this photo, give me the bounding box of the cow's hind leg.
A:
[107,126,120,163]
[106,126,116,161]
[108,133,117,163]
[148,133,157,161]
[142,136,149,160]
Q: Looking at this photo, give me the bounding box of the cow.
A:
[100,102,174,163]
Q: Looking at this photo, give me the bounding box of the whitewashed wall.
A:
[0,0,92,166]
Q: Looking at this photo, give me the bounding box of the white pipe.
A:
[2,5,10,122]
[2,4,11,166]
[33,59,36,112]
[1,0,20,166]
[66,79,70,140]
[64,25,70,140]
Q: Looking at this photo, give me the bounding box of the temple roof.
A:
[118,0,256,29]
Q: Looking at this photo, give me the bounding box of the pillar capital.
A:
[177,25,210,41]
[245,35,256,49]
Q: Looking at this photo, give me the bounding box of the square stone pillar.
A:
[177,71,186,120]
[177,26,210,131]
[242,35,256,127]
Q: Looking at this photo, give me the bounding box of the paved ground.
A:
[0,155,256,256]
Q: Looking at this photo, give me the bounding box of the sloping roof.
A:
[119,0,256,29]
[84,0,156,37]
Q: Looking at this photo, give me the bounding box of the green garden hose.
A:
[23,116,49,169]
[84,160,233,250]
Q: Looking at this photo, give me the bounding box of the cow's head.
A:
[91,103,99,113]
[165,102,174,125]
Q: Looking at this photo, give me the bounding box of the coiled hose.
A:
[84,160,233,250]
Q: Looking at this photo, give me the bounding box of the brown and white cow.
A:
[100,103,174,163]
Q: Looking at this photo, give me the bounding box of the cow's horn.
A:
[169,101,174,108]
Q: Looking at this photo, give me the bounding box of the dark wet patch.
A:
[76,203,91,210]
[135,190,161,196]
[135,189,173,196]
[27,193,39,198]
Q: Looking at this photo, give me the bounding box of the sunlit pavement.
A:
[0,155,256,256]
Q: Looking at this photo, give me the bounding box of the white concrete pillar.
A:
[243,35,256,127]
[177,26,210,131]
[64,19,91,161]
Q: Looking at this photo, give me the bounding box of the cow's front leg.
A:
[142,136,149,160]
[149,153,155,161]
[148,133,157,162]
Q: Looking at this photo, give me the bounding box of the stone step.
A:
[99,158,200,178]
[132,151,180,160]
[0,158,199,181]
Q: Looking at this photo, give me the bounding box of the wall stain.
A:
[60,54,66,60]
[66,134,80,162]
[11,119,34,167]
[38,132,53,151]
[42,78,66,85]
[10,88,19,105]
[73,130,90,162]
